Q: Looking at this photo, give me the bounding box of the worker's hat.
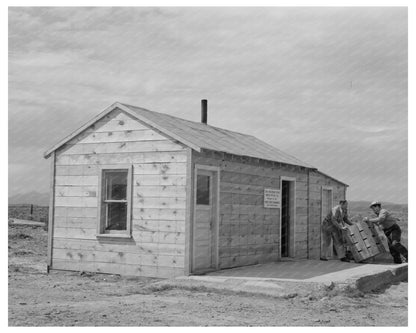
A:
[369,201,381,208]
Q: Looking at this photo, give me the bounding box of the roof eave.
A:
[316,170,349,187]
[43,102,122,159]
[199,148,317,170]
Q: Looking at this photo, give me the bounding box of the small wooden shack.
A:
[44,101,348,278]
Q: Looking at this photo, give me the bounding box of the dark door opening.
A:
[281,180,290,257]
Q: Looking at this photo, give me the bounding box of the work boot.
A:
[392,242,408,261]
[393,255,402,264]
[346,251,354,261]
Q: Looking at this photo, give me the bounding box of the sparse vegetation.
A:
[8,204,49,223]
[8,223,407,326]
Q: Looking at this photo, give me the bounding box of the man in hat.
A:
[321,200,354,262]
[364,201,408,264]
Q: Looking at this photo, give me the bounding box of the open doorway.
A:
[280,178,296,258]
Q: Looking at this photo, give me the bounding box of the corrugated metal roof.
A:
[44,102,350,185]
[121,103,315,169]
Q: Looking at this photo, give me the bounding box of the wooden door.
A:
[322,189,332,217]
[192,169,217,273]
[321,188,333,257]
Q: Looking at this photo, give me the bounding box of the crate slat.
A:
[345,222,381,262]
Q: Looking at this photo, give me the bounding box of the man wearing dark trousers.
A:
[364,201,408,264]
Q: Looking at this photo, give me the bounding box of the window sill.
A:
[96,234,132,240]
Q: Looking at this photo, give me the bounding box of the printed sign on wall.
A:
[264,188,281,208]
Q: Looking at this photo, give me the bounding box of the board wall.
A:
[51,108,188,278]
[192,150,310,269]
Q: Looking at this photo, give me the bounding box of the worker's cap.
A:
[369,201,381,208]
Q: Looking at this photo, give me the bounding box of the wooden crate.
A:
[344,222,381,262]
[366,222,390,253]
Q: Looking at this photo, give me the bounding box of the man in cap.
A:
[364,201,408,264]
[321,200,354,262]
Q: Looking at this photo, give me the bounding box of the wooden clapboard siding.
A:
[221,171,280,187]
[132,162,187,175]
[53,248,185,268]
[82,108,150,133]
[61,140,184,155]
[133,219,186,233]
[54,238,185,255]
[193,150,309,269]
[55,207,98,218]
[132,196,186,209]
[55,151,188,166]
[54,216,97,229]
[56,162,187,176]
[51,108,187,278]
[54,196,98,208]
[72,128,167,144]
[55,176,98,186]
[220,182,265,195]
[52,259,183,278]
[54,226,97,239]
[132,230,185,244]
[134,174,187,186]
[55,186,98,197]
[134,185,187,198]
[133,208,186,221]
[220,159,308,182]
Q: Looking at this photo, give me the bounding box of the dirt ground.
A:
[8,224,408,326]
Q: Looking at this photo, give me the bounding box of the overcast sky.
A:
[8,7,407,203]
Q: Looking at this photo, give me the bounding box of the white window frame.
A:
[97,165,133,239]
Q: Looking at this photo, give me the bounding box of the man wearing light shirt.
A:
[321,200,354,262]
[364,201,408,264]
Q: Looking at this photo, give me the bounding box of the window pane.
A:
[106,202,127,230]
[197,174,210,205]
[105,171,127,200]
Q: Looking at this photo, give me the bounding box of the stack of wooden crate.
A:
[367,221,390,254]
[344,221,390,263]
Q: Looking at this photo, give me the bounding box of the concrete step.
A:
[150,261,408,298]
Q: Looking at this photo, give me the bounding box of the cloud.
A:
[8,7,407,203]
